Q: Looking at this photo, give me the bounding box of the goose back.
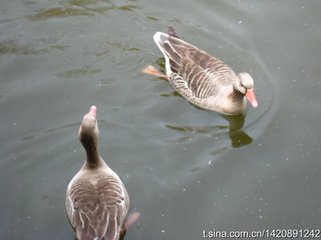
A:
[153,29,255,115]
[65,106,129,240]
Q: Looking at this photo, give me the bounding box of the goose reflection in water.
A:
[223,114,252,148]
[165,113,252,150]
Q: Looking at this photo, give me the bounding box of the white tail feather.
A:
[153,32,172,75]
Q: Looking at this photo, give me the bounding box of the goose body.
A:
[65,106,129,240]
[144,27,258,115]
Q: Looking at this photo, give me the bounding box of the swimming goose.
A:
[65,106,129,240]
[143,27,258,115]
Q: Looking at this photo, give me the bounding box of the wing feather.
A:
[65,172,129,240]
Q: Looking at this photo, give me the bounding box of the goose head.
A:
[79,106,99,155]
[234,72,258,108]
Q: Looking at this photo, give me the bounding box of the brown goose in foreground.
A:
[143,27,258,115]
[65,106,129,240]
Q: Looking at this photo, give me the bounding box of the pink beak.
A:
[245,89,258,108]
[89,105,97,117]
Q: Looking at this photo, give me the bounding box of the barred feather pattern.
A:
[65,109,129,240]
[66,169,129,240]
[153,28,248,114]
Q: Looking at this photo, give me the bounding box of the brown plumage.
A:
[143,27,258,115]
[65,106,129,240]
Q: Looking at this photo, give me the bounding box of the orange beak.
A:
[245,89,258,108]
[89,105,97,117]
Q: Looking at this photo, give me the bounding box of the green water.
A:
[0,0,320,239]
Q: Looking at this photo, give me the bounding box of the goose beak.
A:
[245,89,258,108]
[89,105,97,117]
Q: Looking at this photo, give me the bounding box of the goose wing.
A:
[66,174,129,240]
[155,33,231,99]
[165,34,236,77]
[169,57,219,99]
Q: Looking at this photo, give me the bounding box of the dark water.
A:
[1,0,321,239]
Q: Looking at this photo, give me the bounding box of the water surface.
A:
[1,0,321,239]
